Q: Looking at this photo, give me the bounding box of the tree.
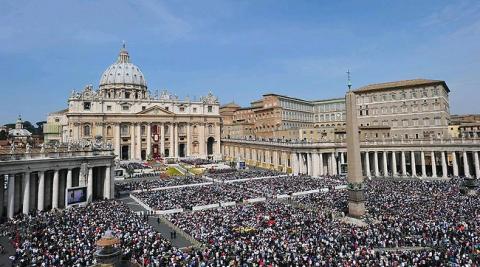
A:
[0,130,7,140]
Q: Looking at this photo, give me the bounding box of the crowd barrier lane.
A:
[192,203,220,211]
[246,197,267,203]
[320,188,330,192]
[334,185,348,190]
[225,174,290,184]
[276,194,290,199]
[220,201,236,207]
[129,194,153,212]
[158,215,203,248]
[292,189,319,196]
[130,182,213,193]
[156,208,184,215]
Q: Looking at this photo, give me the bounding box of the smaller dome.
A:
[99,45,147,89]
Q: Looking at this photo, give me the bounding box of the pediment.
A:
[137,105,175,115]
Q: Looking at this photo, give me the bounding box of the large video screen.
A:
[66,187,87,205]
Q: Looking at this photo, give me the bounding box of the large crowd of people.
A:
[133,183,260,210]
[115,176,207,191]
[0,200,191,266]
[2,168,479,266]
[165,177,480,266]
[206,168,284,181]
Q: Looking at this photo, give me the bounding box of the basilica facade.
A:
[47,45,221,160]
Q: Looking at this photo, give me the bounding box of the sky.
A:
[1,0,479,125]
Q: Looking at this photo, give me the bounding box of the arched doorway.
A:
[207,137,215,155]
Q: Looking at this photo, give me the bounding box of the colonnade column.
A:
[0,175,4,219]
[401,151,406,176]
[331,152,337,175]
[37,171,45,211]
[160,123,165,156]
[382,152,388,177]
[421,151,426,178]
[374,151,379,177]
[312,153,319,176]
[146,123,152,158]
[319,153,324,176]
[463,151,471,178]
[441,151,448,178]
[474,151,480,179]
[391,152,397,177]
[52,170,59,209]
[431,151,437,178]
[87,167,93,203]
[307,153,313,176]
[452,152,459,177]
[364,152,371,178]
[7,175,15,219]
[22,172,30,214]
[411,151,416,177]
[66,169,72,189]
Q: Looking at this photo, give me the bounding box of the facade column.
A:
[474,151,480,179]
[364,152,371,178]
[130,123,136,160]
[452,151,459,177]
[174,123,179,158]
[463,151,471,178]
[187,123,191,157]
[374,151,379,177]
[431,151,437,178]
[66,169,72,189]
[391,151,397,177]
[0,175,4,219]
[421,151,426,178]
[136,124,142,160]
[104,166,111,199]
[160,123,165,157]
[7,175,15,219]
[411,151,416,177]
[52,170,59,209]
[87,168,93,203]
[146,123,152,158]
[169,123,174,157]
[114,123,120,158]
[441,151,448,178]
[37,171,45,211]
[400,151,406,176]
[22,172,30,214]
[331,152,337,175]
[382,152,388,177]
[319,153,324,176]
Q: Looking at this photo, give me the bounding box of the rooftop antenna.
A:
[347,69,352,91]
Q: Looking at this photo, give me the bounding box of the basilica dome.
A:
[99,45,147,90]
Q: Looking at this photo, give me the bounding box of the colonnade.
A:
[222,141,480,179]
[0,165,113,219]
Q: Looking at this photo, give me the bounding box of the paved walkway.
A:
[119,196,194,248]
[0,237,14,267]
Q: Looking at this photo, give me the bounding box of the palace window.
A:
[208,106,213,113]
[106,105,112,111]
[106,126,112,136]
[83,102,91,111]
[122,105,129,111]
[125,92,130,99]
[83,125,91,136]
[121,125,129,136]
[193,107,197,113]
